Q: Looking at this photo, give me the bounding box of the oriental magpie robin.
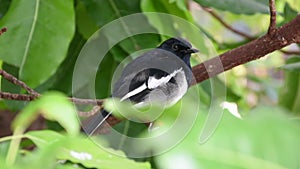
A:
[82,37,198,135]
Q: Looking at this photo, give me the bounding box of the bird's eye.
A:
[172,44,179,50]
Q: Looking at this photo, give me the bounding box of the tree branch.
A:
[0,69,104,106]
[78,105,102,117]
[69,97,103,105]
[0,92,36,101]
[201,6,255,40]
[192,14,300,83]
[268,0,277,36]
[0,69,40,96]
[0,91,104,106]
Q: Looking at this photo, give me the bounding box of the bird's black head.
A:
[158,38,198,68]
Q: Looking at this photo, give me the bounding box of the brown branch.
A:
[0,69,40,96]
[268,0,277,36]
[192,14,300,83]
[0,91,104,106]
[202,7,255,40]
[69,97,103,105]
[0,69,104,106]
[78,105,102,117]
[0,92,36,101]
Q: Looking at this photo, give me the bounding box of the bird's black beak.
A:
[186,48,199,54]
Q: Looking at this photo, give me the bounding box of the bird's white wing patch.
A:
[148,68,183,89]
[120,67,184,101]
[120,83,147,101]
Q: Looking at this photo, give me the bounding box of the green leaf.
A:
[75,1,98,39]
[141,0,209,55]
[58,138,151,169]
[281,56,300,73]
[169,0,188,11]
[0,0,75,87]
[285,0,300,12]
[36,31,86,95]
[25,130,151,169]
[82,0,161,54]
[281,62,300,72]
[118,34,161,55]
[0,155,9,169]
[83,0,140,27]
[25,130,63,148]
[13,92,79,135]
[95,53,118,99]
[141,0,177,37]
[194,0,269,14]
[156,107,300,169]
[110,44,129,63]
[141,0,190,37]
[7,92,78,165]
[279,56,300,114]
[0,0,11,19]
[22,137,62,169]
[141,0,192,21]
[282,2,299,25]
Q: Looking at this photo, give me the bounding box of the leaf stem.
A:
[6,127,25,166]
[0,135,25,143]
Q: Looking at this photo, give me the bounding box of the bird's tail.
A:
[81,109,114,135]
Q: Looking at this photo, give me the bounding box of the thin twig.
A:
[69,97,104,105]
[202,7,255,40]
[0,92,36,101]
[0,92,105,106]
[0,69,40,96]
[0,69,104,108]
[268,0,277,35]
[77,105,102,117]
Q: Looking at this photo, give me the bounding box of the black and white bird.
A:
[82,37,198,135]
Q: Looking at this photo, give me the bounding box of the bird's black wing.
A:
[112,49,191,101]
[130,68,178,103]
[126,69,151,103]
[116,68,174,103]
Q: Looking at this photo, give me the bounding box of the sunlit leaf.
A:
[25,130,151,169]
[285,0,300,12]
[26,130,63,148]
[156,107,300,169]
[12,92,79,135]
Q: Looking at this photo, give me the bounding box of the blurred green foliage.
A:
[0,0,299,169]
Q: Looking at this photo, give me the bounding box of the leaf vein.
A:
[20,0,40,72]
